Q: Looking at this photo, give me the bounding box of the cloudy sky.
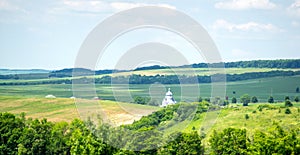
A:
[0,0,300,69]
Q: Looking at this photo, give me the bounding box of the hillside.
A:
[0,69,50,75]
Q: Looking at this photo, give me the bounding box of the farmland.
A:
[0,75,299,102]
[0,96,158,124]
[1,66,300,154]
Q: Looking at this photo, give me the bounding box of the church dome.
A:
[165,88,173,96]
[161,88,176,107]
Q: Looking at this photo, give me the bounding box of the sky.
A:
[0,0,300,70]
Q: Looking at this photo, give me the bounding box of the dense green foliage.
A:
[189,59,300,69]
[132,96,160,106]
[210,128,248,154]
[223,59,300,68]
[0,111,205,155]
[209,125,300,154]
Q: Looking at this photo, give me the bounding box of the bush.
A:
[294,96,299,102]
[285,96,290,101]
[251,96,258,103]
[197,97,203,102]
[133,96,150,105]
[285,100,293,107]
[285,108,292,114]
[268,96,274,103]
[232,97,237,103]
[245,114,250,120]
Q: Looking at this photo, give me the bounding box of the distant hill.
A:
[0,69,50,75]
[1,59,299,80]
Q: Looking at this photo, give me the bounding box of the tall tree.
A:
[240,94,251,106]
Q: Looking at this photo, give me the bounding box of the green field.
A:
[1,75,299,102]
[159,102,300,145]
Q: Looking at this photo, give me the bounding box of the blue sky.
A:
[0,0,300,70]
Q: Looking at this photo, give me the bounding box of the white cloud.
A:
[287,0,300,17]
[215,0,277,10]
[0,0,19,11]
[110,2,175,12]
[61,0,111,13]
[213,19,281,32]
[60,0,176,14]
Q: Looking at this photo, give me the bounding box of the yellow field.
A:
[0,96,159,124]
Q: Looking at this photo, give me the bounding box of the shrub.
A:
[285,100,293,107]
[245,114,250,120]
[285,96,290,101]
[268,96,274,103]
[294,96,299,102]
[232,97,237,103]
[251,96,258,103]
[285,108,292,114]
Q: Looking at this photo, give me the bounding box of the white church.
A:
[161,88,177,107]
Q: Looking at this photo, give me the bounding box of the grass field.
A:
[160,102,300,144]
[0,96,159,124]
[1,76,299,102]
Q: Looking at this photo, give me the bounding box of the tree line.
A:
[190,59,300,69]
[1,70,299,85]
[135,59,300,70]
